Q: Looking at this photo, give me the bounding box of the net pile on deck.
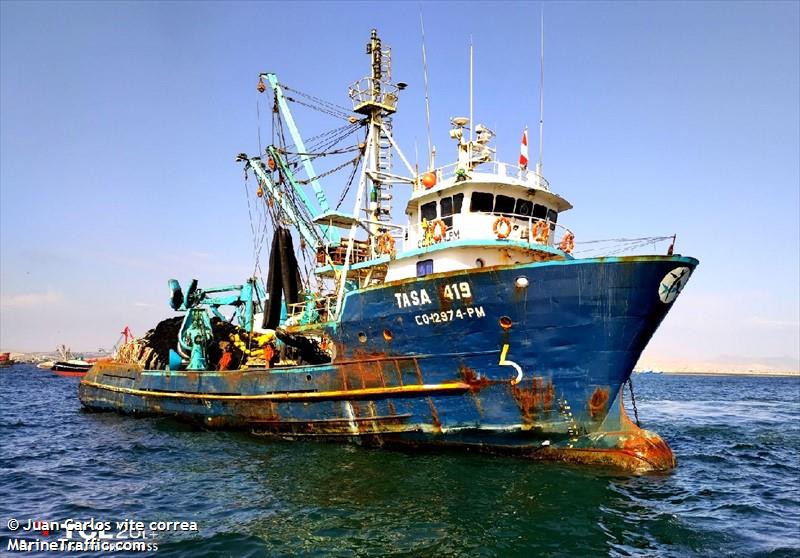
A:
[114,317,250,370]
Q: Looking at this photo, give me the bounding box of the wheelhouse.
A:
[406,170,572,249]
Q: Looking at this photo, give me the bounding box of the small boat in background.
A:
[51,345,92,377]
[52,360,93,376]
[50,329,133,377]
[0,352,15,367]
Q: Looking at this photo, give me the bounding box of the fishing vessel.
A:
[49,344,92,377]
[52,360,92,376]
[79,30,697,473]
[51,328,132,377]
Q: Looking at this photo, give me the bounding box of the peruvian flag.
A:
[519,128,529,169]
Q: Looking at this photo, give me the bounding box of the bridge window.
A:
[470,192,494,212]
[547,208,558,229]
[515,199,533,217]
[416,259,433,277]
[420,201,437,222]
[440,197,453,227]
[494,195,515,216]
[439,194,464,228]
[453,193,464,213]
[533,203,548,220]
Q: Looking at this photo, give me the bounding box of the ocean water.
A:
[1,365,798,557]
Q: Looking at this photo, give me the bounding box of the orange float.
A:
[431,219,448,241]
[532,220,550,244]
[559,232,575,253]
[376,232,396,255]
[493,216,512,239]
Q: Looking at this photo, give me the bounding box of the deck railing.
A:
[348,78,399,113]
[413,160,550,192]
[285,294,339,326]
[404,212,574,251]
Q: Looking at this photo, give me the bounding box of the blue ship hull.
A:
[79,255,697,472]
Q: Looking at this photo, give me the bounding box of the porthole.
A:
[383,329,393,341]
[476,258,485,268]
[499,316,513,330]
[358,332,367,343]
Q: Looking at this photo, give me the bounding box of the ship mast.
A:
[348,30,412,233]
[536,7,545,186]
[334,29,413,317]
[359,30,393,235]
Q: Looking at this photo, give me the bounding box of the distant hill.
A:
[635,355,799,376]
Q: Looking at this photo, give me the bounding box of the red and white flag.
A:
[519,128,529,169]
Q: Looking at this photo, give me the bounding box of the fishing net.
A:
[115,316,249,371]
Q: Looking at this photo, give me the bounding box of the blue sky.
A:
[1,1,798,367]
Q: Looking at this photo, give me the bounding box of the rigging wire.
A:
[572,236,674,257]
[308,123,362,154]
[284,96,352,120]
[280,83,354,117]
[335,133,366,211]
[256,97,263,157]
[575,236,674,245]
[281,145,361,158]
[283,123,363,165]
[250,93,274,276]
[274,113,330,282]
[281,122,358,154]
[419,6,433,169]
[296,154,363,185]
[241,170,262,276]
[248,83,371,289]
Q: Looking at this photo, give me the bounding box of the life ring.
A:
[559,232,575,253]
[431,219,448,242]
[493,216,512,239]
[376,232,395,255]
[532,220,550,244]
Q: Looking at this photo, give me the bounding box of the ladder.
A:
[375,116,393,222]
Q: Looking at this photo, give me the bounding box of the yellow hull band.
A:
[80,380,470,402]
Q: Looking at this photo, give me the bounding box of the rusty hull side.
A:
[79,256,695,473]
[80,361,674,473]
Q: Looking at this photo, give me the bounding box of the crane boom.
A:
[265,73,332,215]
[246,157,320,249]
[267,146,339,243]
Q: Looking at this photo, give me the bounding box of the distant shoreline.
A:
[5,352,799,378]
[636,370,799,378]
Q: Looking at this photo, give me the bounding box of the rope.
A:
[627,378,641,427]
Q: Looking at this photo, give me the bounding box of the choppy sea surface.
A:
[1,364,798,557]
